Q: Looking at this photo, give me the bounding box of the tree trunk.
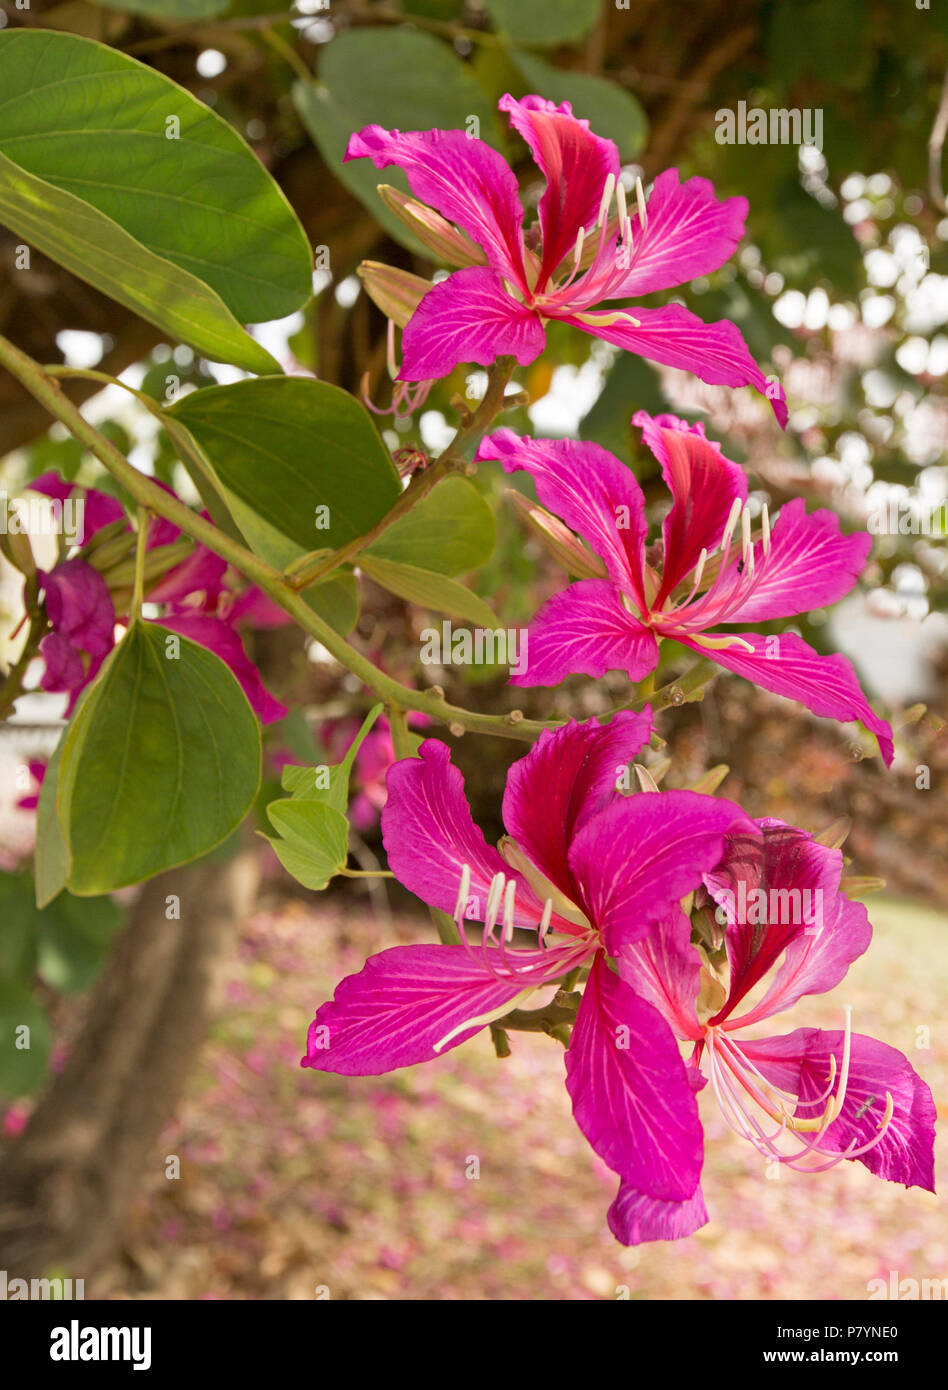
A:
[0,844,259,1281]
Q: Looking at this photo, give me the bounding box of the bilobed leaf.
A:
[167,378,401,553]
[55,622,261,895]
[483,0,600,46]
[294,27,501,250]
[360,554,499,627]
[265,801,349,891]
[34,711,76,909]
[511,51,648,158]
[0,152,279,374]
[367,476,495,574]
[0,30,312,326]
[0,873,38,980]
[280,703,384,815]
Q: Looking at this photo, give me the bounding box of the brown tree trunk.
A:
[0,843,259,1281]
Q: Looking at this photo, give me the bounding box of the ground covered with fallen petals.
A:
[90,894,946,1300]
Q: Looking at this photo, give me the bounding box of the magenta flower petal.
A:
[40,558,115,656]
[632,411,749,601]
[345,125,525,281]
[567,790,753,953]
[677,629,894,765]
[477,428,648,603]
[511,579,660,688]
[399,267,546,381]
[608,169,747,299]
[608,1180,710,1246]
[501,711,653,906]
[618,907,703,1042]
[565,956,704,1198]
[724,498,873,622]
[704,820,848,1020]
[301,944,552,1075]
[498,93,620,287]
[30,472,125,543]
[227,587,295,629]
[38,630,86,693]
[158,613,287,724]
[382,739,549,928]
[565,302,788,427]
[744,1028,936,1192]
[146,545,228,606]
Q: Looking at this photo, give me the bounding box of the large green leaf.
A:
[483,0,600,46]
[0,151,278,374]
[294,27,501,251]
[511,52,648,159]
[367,476,495,575]
[54,622,261,895]
[167,378,401,553]
[35,890,124,995]
[0,30,312,326]
[360,555,499,627]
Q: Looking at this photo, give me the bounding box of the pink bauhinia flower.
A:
[345,94,787,425]
[610,818,936,1243]
[302,714,758,1225]
[26,473,286,723]
[477,414,894,764]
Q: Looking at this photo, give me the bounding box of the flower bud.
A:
[357,261,431,329]
[506,489,607,580]
[377,185,486,268]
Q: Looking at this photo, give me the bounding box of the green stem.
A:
[0,333,557,743]
[131,506,148,622]
[261,27,312,84]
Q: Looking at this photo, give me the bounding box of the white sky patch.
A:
[55,330,105,369]
[251,311,305,363]
[529,358,606,436]
[196,49,227,79]
[334,275,360,308]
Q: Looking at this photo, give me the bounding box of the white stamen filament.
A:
[572,224,585,269]
[761,503,771,556]
[597,172,616,228]
[454,862,471,922]
[635,176,648,229]
[503,878,517,943]
[539,898,553,939]
[616,178,628,231]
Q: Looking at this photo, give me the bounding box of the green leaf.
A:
[166,378,401,553]
[0,873,37,980]
[35,890,124,995]
[511,52,648,158]
[0,151,279,374]
[0,981,51,1096]
[0,30,312,326]
[280,703,384,815]
[265,801,349,891]
[91,0,228,14]
[360,554,499,627]
[35,713,76,909]
[294,27,501,250]
[484,0,600,46]
[55,622,261,895]
[367,476,495,574]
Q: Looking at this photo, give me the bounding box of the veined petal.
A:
[705,819,847,1021]
[477,429,648,603]
[618,906,703,1041]
[501,711,653,907]
[345,125,526,282]
[30,472,126,544]
[725,498,873,622]
[399,268,545,381]
[567,790,753,953]
[565,956,704,1198]
[676,630,894,766]
[605,169,747,298]
[743,1029,936,1191]
[146,545,228,606]
[608,1181,710,1246]
[40,559,115,656]
[498,93,620,290]
[565,303,788,427]
[301,944,549,1075]
[631,411,748,602]
[381,739,550,929]
[157,613,287,724]
[508,579,659,688]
